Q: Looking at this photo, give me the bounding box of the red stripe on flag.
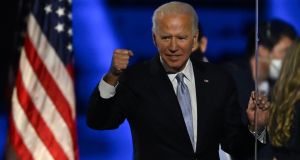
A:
[67,63,75,80]
[16,70,69,160]
[9,114,34,160]
[24,34,78,159]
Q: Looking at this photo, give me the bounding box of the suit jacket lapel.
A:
[192,61,211,152]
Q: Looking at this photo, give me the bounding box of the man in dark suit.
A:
[87,1,269,160]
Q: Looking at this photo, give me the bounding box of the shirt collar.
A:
[160,58,192,82]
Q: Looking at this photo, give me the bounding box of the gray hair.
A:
[152,1,199,34]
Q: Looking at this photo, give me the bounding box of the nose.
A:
[169,38,178,53]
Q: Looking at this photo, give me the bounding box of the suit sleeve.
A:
[86,80,135,130]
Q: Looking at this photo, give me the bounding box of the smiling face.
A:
[153,13,198,72]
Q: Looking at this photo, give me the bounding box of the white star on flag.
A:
[55,23,64,33]
[44,4,52,14]
[56,7,65,17]
[67,43,73,52]
[68,28,72,36]
[68,13,72,20]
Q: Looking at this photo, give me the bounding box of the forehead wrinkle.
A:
[155,14,194,36]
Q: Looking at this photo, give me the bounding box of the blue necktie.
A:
[176,73,194,148]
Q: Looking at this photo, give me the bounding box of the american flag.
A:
[8,0,78,159]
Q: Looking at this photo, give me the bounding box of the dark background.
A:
[1,0,299,159]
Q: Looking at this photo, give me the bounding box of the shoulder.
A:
[192,60,238,95]
[193,60,235,83]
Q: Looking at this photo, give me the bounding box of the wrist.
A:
[103,72,119,86]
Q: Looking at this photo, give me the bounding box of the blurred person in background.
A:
[256,19,297,95]
[268,38,300,160]
[190,23,208,63]
[222,19,297,160]
[224,19,297,124]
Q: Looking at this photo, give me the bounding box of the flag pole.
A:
[254,0,259,159]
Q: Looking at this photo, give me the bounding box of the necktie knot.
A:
[176,73,185,84]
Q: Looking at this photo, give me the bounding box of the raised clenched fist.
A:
[103,49,134,86]
[110,49,133,76]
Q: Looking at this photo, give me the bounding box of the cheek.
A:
[156,43,169,51]
[178,42,193,51]
[272,44,291,59]
[271,50,285,59]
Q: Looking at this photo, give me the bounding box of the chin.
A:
[167,63,184,72]
[162,58,185,71]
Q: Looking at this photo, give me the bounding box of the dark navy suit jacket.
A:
[87,55,254,160]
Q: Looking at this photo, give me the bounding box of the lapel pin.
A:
[204,79,209,83]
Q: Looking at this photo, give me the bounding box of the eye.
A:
[161,36,171,40]
[178,36,188,40]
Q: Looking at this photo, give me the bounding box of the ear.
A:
[199,36,208,53]
[152,33,157,47]
[258,45,270,58]
[258,45,272,64]
[192,32,199,51]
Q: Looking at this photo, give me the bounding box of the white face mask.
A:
[269,59,282,80]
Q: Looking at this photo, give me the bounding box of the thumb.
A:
[127,50,134,57]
